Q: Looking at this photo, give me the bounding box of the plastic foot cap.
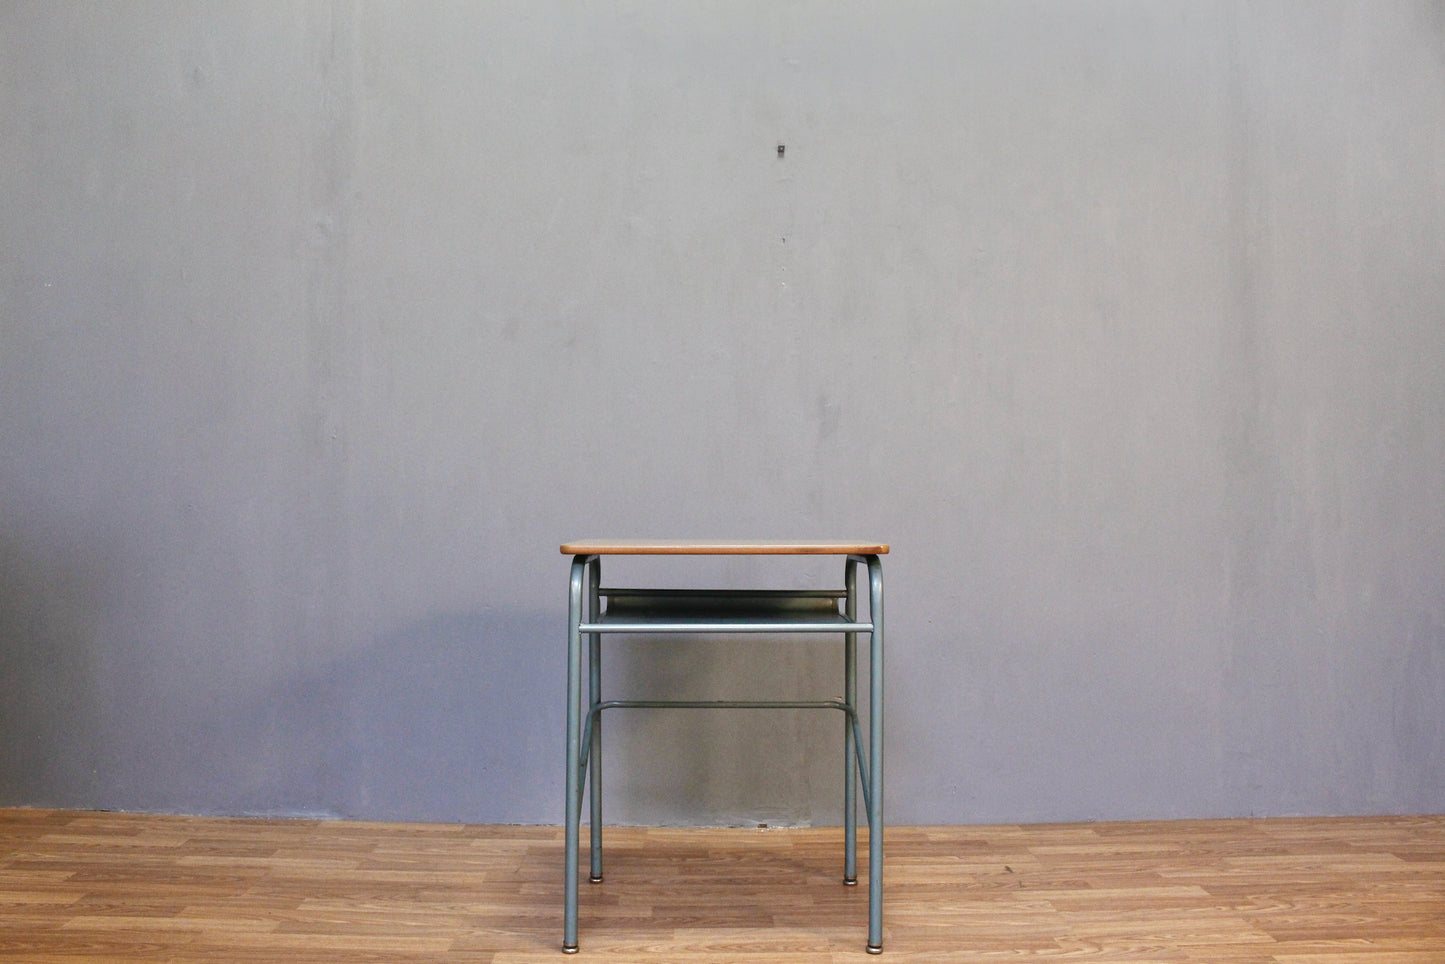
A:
[589,874,604,883]
[843,876,858,886]
[867,944,884,955]
[563,943,579,954]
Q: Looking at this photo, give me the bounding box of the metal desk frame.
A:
[561,541,886,954]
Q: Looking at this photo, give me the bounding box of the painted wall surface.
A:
[2,2,1443,825]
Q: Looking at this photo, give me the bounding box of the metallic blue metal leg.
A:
[563,555,588,953]
[843,557,858,885]
[865,554,885,954]
[587,557,604,883]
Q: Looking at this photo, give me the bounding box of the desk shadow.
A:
[0,533,109,806]
[197,608,559,824]
[599,634,848,828]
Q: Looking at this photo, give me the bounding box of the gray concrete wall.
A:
[3,2,1442,825]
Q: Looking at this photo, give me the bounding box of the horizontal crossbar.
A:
[599,588,849,599]
[594,698,852,712]
[581,619,872,634]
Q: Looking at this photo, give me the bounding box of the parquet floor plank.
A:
[1,810,1441,961]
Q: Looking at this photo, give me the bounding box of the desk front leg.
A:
[587,556,603,883]
[865,553,885,954]
[844,557,859,885]
[563,554,591,953]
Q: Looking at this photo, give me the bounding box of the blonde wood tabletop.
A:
[560,540,889,556]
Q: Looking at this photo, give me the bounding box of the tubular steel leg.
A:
[865,554,885,954]
[843,557,859,885]
[563,555,588,953]
[587,557,604,883]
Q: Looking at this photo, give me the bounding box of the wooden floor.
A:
[1,810,1442,962]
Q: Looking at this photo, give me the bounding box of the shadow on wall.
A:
[599,634,851,828]
[191,608,560,824]
[219,619,853,827]
[0,534,850,826]
[0,534,108,806]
